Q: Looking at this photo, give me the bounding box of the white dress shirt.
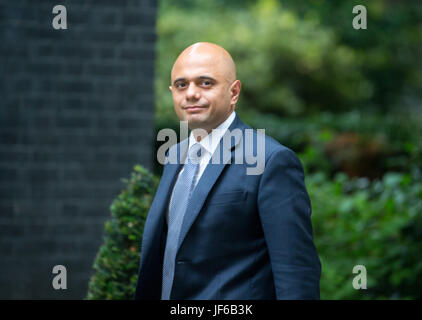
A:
[166,111,236,223]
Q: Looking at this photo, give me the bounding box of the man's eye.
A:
[176,83,186,88]
[202,81,212,86]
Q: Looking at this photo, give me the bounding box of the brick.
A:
[122,12,156,26]
[56,45,93,59]
[0,169,17,180]
[87,64,126,77]
[0,132,19,144]
[0,0,156,299]
[57,116,90,129]
[120,48,155,60]
[0,225,24,236]
[32,115,53,127]
[99,47,115,59]
[29,169,57,183]
[0,151,29,163]
[0,204,15,218]
[117,117,144,129]
[63,63,84,76]
[57,81,94,94]
[90,30,127,43]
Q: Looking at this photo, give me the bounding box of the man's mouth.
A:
[183,105,207,113]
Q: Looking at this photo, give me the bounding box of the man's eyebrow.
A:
[173,76,216,85]
[198,76,216,81]
[173,77,186,85]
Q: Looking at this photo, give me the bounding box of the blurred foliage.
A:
[86,165,158,299]
[87,165,422,299]
[156,0,422,121]
[241,110,422,178]
[280,0,422,111]
[308,169,422,299]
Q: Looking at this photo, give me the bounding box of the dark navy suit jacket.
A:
[134,114,321,299]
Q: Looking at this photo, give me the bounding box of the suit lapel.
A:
[176,115,244,252]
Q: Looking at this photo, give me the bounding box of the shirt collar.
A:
[188,111,236,156]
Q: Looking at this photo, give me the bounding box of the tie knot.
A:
[187,143,203,164]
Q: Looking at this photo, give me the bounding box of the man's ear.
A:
[230,80,241,106]
[169,86,172,91]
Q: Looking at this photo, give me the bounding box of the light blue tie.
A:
[161,143,202,300]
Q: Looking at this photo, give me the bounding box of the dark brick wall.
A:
[0,0,156,299]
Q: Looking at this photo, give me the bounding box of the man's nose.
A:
[186,82,200,100]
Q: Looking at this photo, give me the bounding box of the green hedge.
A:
[86,165,158,299]
[309,170,422,299]
[87,165,422,299]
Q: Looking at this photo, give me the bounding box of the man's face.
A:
[170,50,239,133]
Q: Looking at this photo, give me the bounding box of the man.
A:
[134,42,321,300]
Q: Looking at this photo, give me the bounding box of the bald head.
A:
[169,42,241,134]
[171,42,236,84]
